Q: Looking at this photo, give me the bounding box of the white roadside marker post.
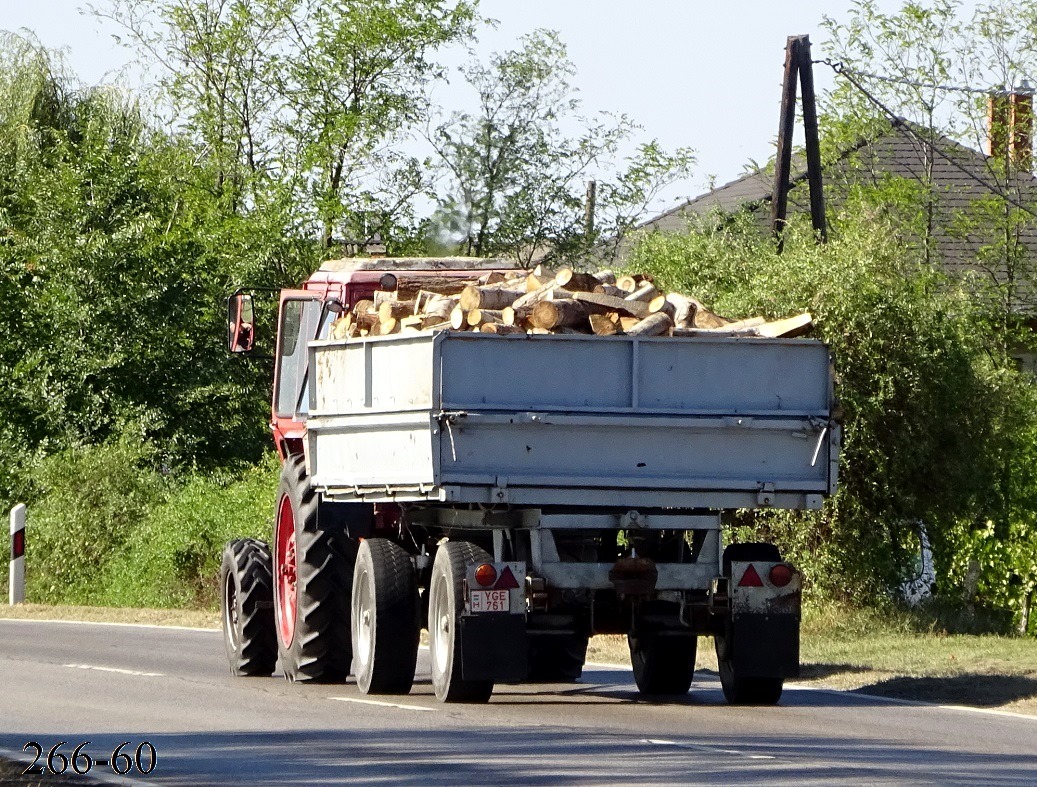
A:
[9,503,25,605]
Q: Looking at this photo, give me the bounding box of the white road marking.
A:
[786,682,1037,722]
[64,664,165,678]
[329,696,433,712]
[644,737,776,760]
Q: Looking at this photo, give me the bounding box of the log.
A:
[393,274,479,299]
[616,274,637,292]
[555,268,601,292]
[449,307,468,330]
[594,284,628,298]
[331,315,351,340]
[421,295,459,321]
[625,281,659,303]
[399,315,423,329]
[619,316,640,331]
[352,301,378,333]
[687,297,731,329]
[530,299,590,330]
[479,271,506,285]
[648,295,676,320]
[513,281,571,309]
[660,293,697,329]
[756,312,813,338]
[500,306,519,326]
[589,314,619,336]
[626,312,674,336]
[459,284,526,311]
[467,308,506,327]
[378,299,416,322]
[378,317,398,335]
[526,272,552,292]
[480,323,524,335]
[593,269,617,285]
[723,316,766,331]
[572,291,650,318]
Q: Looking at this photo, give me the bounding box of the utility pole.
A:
[584,180,597,238]
[772,35,827,252]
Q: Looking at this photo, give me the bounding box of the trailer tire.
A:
[428,541,494,703]
[716,648,784,705]
[273,455,355,682]
[352,538,419,694]
[717,540,785,705]
[220,538,278,676]
[527,634,589,682]
[629,634,697,695]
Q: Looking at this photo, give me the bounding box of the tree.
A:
[817,0,1037,627]
[100,0,478,247]
[0,33,286,506]
[429,29,695,264]
[628,210,1020,607]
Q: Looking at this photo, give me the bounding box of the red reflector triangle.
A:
[738,564,764,587]
[494,566,520,590]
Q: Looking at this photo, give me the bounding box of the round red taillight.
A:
[474,564,498,587]
[769,564,794,588]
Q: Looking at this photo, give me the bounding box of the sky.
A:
[2,0,939,216]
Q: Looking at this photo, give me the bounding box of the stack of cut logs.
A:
[331,266,812,340]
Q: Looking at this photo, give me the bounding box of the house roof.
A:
[635,120,1037,311]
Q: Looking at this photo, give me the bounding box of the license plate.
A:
[470,589,510,613]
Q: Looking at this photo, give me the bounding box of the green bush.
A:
[628,209,1029,612]
[23,435,165,605]
[20,434,279,609]
[102,455,278,608]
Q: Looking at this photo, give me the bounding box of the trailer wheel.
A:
[527,634,589,682]
[352,538,419,694]
[428,541,494,703]
[716,541,785,705]
[628,634,697,695]
[220,538,278,676]
[273,455,355,682]
[715,643,784,705]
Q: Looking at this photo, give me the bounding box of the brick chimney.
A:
[1011,80,1034,172]
[987,81,1034,171]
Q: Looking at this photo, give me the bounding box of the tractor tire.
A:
[220,538,278,676]
[351,538,420,695]
[428,541,494,703]
[527,633,589,682]
[628,633,697,695]
[273,455,355,682]
[716,540,785,705]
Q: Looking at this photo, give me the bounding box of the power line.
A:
[817,58,1037,220]
[815,59,994,95]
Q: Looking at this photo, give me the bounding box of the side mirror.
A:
[228,292,256,353]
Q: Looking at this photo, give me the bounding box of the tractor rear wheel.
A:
[220,538,277,676]
[273,455,355,682]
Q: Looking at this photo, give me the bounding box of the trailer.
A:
[219,258,840,705]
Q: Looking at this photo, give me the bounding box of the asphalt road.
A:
[1,619,1036,786]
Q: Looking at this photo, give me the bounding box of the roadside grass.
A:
[587,600,1037,715]
[0,603,218,629]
